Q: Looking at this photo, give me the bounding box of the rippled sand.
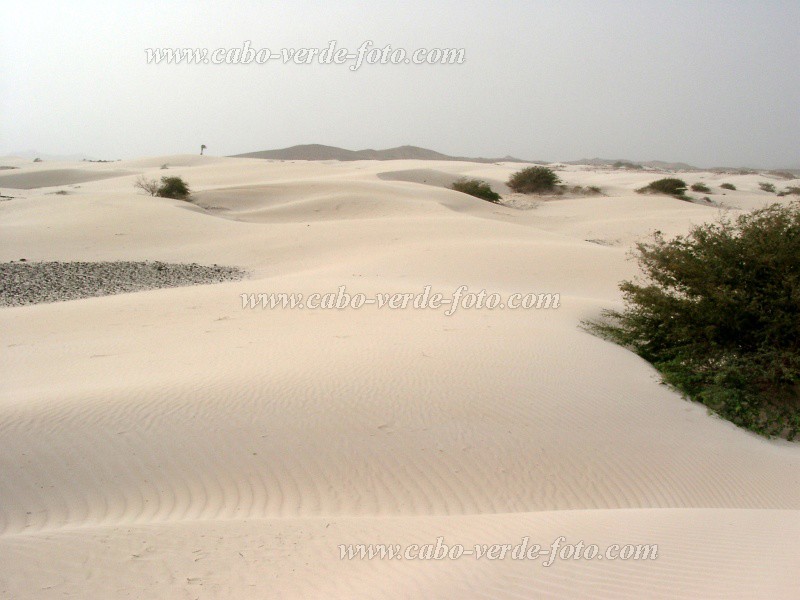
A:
[1,155,798,598]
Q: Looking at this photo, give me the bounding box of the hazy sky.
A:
[2,1,798,167]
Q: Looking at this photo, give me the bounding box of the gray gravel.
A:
[1,261,246,307]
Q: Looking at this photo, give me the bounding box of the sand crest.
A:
[1,156,798,599]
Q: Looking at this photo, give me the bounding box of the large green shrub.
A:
[777,186,800,197]
[613,161,643,170]
[507,166,561,194]
[637,178,688,198]
[451,178,501,203]
[586,202,800,439]
[157,176,191,200]
[136,175,191,200]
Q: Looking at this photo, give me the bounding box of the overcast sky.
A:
[2,0,798,168]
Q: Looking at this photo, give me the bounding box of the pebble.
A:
[0,261,246,307]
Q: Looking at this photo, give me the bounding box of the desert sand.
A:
[1,156,799,598]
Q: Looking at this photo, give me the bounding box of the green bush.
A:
[585,202,800,439]
[777,186,800,197]
[157,176,191,200]
[613,161,643,170]
[720,183,736,190]
[637,178,688,199]
[451,178,501,203]
[759,182,776,193]
[134,175,191,200]
[691,182,711,193]
[507,166,561,194]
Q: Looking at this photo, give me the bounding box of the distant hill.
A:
[566,158,700,171]
[231,144,531,164]
[226,146,800,175]
[708,167,800,178]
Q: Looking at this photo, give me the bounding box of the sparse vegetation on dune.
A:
[777,186,800,197]
[690,182,711,193]
[451,178,501,203]
[507,166,561,194]
[768,170,796,180]
[759,182,776,193]
[637,178,688,199]
[134,175,191,200]
[565,185,603,196]
[134,175,160,196]
[613,160,643,170]
[720,183,736,190]
[505,166,602,197]
[158,176,191,200]
[586,202,800,440]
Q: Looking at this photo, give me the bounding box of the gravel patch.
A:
[1,261,247,307]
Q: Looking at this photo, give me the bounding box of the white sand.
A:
[1,156,798,598]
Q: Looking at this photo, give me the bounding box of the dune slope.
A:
[1,157,798,599]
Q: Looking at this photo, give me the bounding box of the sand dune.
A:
[1,156,798,598]
[377,167,513,195]
[0,168,133,190]
[1,509,797,598]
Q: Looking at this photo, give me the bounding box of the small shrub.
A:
[720,183,736,190]
[157,176,191,200]
[768,170,795,180]
[613,161,642,170]
[691,182,711,193]
[585,202,800,440]
[568,185,603,195]
[507,166,561,194]
[33,157,42,163]
[451,178,501,203]
[134,175,160,196]
[160,163,169,170]
[134,175,191,200]
[759,182,776,193]
[777,186,800,197]
[637,178,688,199]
